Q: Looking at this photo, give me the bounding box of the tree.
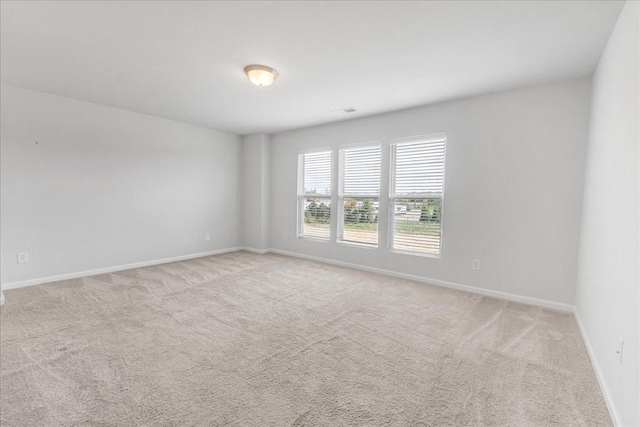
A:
[344,198,358,224]
[420,204,430,222]
[317,202,330,223]
[345,199,357,211]
[305,201,318,223]
[305,200,331,224]
[360,200,374,223]
[420,199,442,223]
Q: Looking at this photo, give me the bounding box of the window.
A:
[338,144,381,246]
[389,134,446,255]
[297,150,332,240]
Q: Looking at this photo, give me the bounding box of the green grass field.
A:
[343,220,440,235]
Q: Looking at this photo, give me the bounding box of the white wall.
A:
[575,2,639,425]
[1,85,242,288]
[242,133,271,251]
[270,78,591,305]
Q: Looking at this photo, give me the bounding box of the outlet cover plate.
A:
[17,252,29,263]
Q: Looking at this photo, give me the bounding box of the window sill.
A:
[389,249,441,259]
[337,240,378,250]
[297,236,331,243]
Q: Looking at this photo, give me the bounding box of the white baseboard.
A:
[268,248,574,313]
[573,307,620,426]
[240,246,271,255]
[1,247,243,291]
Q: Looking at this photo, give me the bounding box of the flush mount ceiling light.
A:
[244,64,278,87]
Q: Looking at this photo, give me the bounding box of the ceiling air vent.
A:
[331,107,357,114]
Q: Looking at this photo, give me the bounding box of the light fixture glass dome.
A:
[244,64,278,87]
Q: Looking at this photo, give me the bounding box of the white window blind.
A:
[390,134,446,255]
[297,151,332,239]
[338,145,381,246]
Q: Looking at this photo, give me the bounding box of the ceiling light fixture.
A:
[244,64,278,87]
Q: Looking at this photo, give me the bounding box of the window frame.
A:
[297,149,333,241]
[337,141,382,248]
[388,133,447,258]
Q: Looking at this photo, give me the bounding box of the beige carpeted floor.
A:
[1,251,610,426]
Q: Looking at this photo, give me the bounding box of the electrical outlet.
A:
[205,233,211,241]
[17,252,29,263]
[471,259,480,270]
[282,233,288,241]
[617,339,624,363]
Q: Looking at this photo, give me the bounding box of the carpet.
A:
[0,251,611,426]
